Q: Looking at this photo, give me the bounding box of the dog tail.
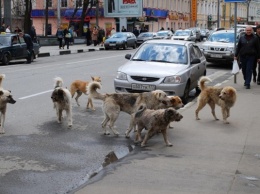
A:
[87,81,106,100]
[134,104,147,118]
[0,74,5,88]
[54,77,63,88]
[198,76,211,91]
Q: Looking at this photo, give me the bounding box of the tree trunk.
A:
[24,0,32,34]
[45,0,49,36]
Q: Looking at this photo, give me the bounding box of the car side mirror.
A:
[191,58,201,64]
[125,54,131,60]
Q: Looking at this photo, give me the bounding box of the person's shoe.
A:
[244,82,246,86]
[253,77,256,83]
[257,81,260,85]
[246,85,250,89]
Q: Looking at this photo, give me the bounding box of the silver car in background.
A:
[114,40,207,103]
[153,30,174,39]
[171,29,196,41]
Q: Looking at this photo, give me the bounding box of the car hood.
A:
[106,37,126,42]
[172,35,190,39]
[202,41,234,47]
[118,61,188,77]
[137,37,152,41]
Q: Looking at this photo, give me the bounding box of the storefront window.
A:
[61,0,68,8]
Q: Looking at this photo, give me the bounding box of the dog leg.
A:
[141,130,154,147]
[208,101,219,120]
[87,97,95,110]
[221,108,229,124]
[66,109,73,127]
[101,115,110,135]
[75,91,82,106]
[195,100,207,120]
[125,116,135,138]
[161,129,172,147]
[0,114,5,134]
[57,109,62,123]
[134,126,143,143]
[108,118,119,136]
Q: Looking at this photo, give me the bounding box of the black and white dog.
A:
[51,77,72,127]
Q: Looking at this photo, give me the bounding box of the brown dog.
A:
[134,106,183,147]
[70,76,101,110]
[51,77,72,127]
[195,76,237,124]
[88,81,172,136]
[0,74,16,134]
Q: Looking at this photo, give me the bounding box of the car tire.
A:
[182,81,190,104]
[116,47,119,50]
[105,47,109,50]
[195,86,201,95]
[132,43,136,49]
[2,53,10,65]
[122,43,127,50]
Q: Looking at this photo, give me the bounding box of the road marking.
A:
[19,90,53,100]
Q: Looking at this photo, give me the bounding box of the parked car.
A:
[200,29,210,40]
[153,30,173,39]
[104,32,137,50]
[171,29,196,41]
[114,39,207,103]
[0,33,40,65]
[200,30,237,64]
[136,32,156,46]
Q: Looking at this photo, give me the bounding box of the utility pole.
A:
[217,0,220,28]
[0,0,2,26]
[246,0,251,24]
[95,0,99,27]
[4,0,11,27]
[57,0,61,26]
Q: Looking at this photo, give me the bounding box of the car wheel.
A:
[132,43,136,49]
[182,81,190,104]
[195,86,201,95]
[122,43,127,50]
[2,53,10,65]
[116,47,119,50]
[105,47,109,50]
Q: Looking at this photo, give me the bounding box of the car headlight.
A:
[163,76,181,84]
[226,47,234,52]
[116,72,127,80]
[201,45,209,50]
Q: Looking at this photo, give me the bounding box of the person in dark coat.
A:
[29,26,37,43]
[86,27,92,46]
[56,26,64,49]
[19,32,34,64]
[63,28,70,49]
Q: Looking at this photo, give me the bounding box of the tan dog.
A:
[195,76,237,124]
[70,76,101,110]
[134,105,183,147]
[51,77,72,127]
[88,81,172,136]
[0,74,16,134]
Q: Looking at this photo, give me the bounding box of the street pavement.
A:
[71,73,260,194]
[38,44,260,194]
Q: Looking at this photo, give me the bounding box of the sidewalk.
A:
[38,44,104,57]
[73,73,260,194]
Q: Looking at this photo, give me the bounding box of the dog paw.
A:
[224,121,229,124]
[196,118,200,120]
[167,143,173,147]
[68,124,72,128]
[141,143,147,148]
[104,131,110,135]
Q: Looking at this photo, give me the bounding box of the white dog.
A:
[51,77,72,127]
[0,74,16,134]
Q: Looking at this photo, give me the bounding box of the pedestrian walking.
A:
[5,25,11,33]
[133,27,139,37]
[235,25,260,89]
[253,25,260,85]
[56,26,64,49]
[98,27,105,46]
[29,26,37,43]
[63,28,71,49]
[19,32,33,64]
[121,26,127,32]
[92,26,98,46]
[86,27,92,46]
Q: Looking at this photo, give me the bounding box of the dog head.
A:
[164,108,183,122]
[91,76,102,83]
[168,96,184,109]
[152,90,171,105]
[219,86,237,102]
[0,90,16,104]
[51,88,65,103]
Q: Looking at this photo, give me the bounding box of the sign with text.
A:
[104,0,143,18]
[191,0,197,21]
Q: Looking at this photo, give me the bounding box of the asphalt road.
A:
[0,49,232,194]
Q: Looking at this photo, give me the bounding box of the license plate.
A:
[109,44,116,46]
[131,84,155,91]
[210,54,222,58]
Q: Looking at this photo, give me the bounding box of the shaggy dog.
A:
[51,77,72,127]
[70,76,101,110]
[88,81,172,136]
[195,76,237,124]
[0,74,16,134]
[133,105,183,147]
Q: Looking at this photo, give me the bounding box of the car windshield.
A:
[174,30,190,36]
[208,32,235,43]
[0,36,11,46]
[156,31,168,37]
[110,33,126,38]
[132,43,188,64]
[139,33,153,37]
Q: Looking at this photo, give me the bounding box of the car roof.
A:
[211,30,234,34]
[145,39,193,46]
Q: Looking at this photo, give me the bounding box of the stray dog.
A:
[134,105,183,147]
[51,77,72,127]
[70,76,101,110]
[195,76,237,124]
[0,74,16,134]
[159,95,184,110]
[88,81,172,136]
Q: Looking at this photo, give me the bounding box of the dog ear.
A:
[164,108,175,121]
[91,76,94,81]
[0,90,3,96]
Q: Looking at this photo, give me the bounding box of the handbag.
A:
[232,59,240,75]
[65,33,71,38]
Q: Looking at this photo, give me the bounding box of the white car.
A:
[114,39,207,103]
[171,29,196,41]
